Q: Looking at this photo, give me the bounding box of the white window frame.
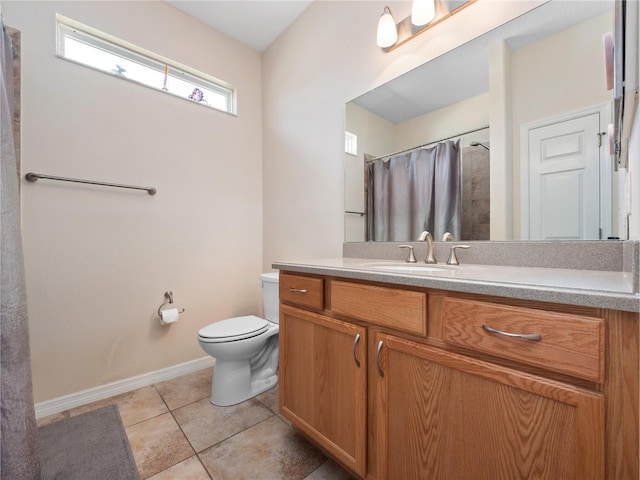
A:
[56,15,237,116]
[345,131,358,156]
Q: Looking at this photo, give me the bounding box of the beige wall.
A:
[393,93,490,151]
[344,102,395,241]
[509,11,613,237]
[3,1,263,402]
[346,92,489,158]
[511,11,612,131]
[345,101,395,161]
[262,0,544,267]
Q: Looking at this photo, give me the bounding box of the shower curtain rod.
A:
[365,125,489,163]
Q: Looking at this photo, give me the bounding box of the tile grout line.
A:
[185,402,279,478]
[144,376,283,479]
[149,383,214,480]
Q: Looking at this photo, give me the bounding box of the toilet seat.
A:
[198,316,269,343]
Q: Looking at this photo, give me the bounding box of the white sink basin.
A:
[361,263,459,275]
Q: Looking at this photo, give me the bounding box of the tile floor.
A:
[37,367,354,480]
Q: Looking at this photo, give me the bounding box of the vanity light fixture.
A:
[377,0,474,52]
[412,0,436,26]
[376,6,398,49]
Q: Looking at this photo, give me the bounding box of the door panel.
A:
[540,169,586,239]
[528,113,600,240]
[279,305,367,477]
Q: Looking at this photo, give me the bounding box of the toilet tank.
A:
[260,272,280,323]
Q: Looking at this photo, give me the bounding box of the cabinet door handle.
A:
[376,340,384,377]
[353,334,361,368]
[289,288,308,294]
[482,324,542,341]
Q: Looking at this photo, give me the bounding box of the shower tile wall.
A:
[461,147,490,241]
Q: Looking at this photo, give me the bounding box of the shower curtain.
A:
[367,140,460,242]
[1,20,41,479]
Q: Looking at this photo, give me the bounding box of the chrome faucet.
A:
[418,231,437,264]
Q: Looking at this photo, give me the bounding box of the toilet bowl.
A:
[198,272,279,406]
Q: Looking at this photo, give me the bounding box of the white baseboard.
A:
[35,356,215,419]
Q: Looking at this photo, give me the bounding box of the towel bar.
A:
[25,172,157,195]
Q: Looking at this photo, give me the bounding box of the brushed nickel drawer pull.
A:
[482,324,542,341]
[353,334,361,368]
[376,340,384,377]
[289,288,308,294]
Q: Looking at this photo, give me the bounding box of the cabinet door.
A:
[280,304,367,477]
[374,333,604,480]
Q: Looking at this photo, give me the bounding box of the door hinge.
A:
[597,131,607,147]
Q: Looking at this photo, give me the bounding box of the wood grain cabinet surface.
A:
[331,280,427,336]
[279,303,367,477]
[277,271,638,480]
[279,272,324,310]
[441,296,605,382]
[374,332,604,480]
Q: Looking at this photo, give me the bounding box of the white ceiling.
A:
[165,0,313,52]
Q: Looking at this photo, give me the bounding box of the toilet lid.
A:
[198,316,269,341]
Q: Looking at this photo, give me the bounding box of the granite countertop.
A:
[272,257,640,313]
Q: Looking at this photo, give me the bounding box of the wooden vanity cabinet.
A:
[374,332,604,479]
[278,272,638,480]
[279,303,367,477]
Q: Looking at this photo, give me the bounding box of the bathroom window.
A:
[56,15,236,115]
[345,131,358,156]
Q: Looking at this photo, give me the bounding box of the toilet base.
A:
[210,365,278,407]
[209,338,279,407]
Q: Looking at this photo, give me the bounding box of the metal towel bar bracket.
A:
[25,172,157,195]
[158,291,185,317]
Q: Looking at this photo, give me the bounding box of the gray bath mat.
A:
[39,404,139,479]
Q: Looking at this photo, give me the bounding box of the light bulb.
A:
[411,0,435,26]
[377,7,398,49]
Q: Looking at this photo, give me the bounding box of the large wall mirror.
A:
[345,0,626,243]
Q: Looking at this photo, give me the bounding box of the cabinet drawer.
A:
[279,273,324,310]
[442,297,605,382]
[331,281,427,336]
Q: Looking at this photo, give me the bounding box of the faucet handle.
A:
[446,245,470,265]
[399,245,417,263]
[442,232,455,241]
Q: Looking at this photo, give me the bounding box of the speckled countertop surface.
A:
[272,257,640,313]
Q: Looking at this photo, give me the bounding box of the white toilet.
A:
[197,272,279,406]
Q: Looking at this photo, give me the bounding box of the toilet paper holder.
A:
[158,291,185,317]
